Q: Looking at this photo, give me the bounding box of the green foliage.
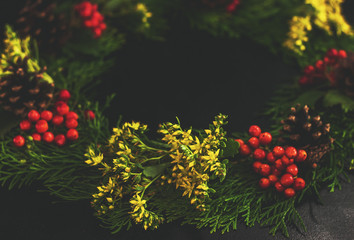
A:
[323,89,354,112]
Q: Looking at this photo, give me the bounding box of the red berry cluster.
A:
[13,89,95,148]
[236,125,307,198]
[75,1,106,38]
[299,48,347,86]
[226,0,240,13]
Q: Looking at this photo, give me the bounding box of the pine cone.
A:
[0,57,54,117]
[331,51,354,97]
[278,104,333,165]
[15,0,70,52]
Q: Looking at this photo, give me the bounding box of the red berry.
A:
[280,173,294,187]
[275,181,285,192]
[32,133,41,141]
[295,149,307,162]
[67,129,79,141]
[99,23,106,30]
[286,164,298,176]
[28,110,40,122]
[40,110,53,121]
[66,111,79,120]
[52,115,64,126]
[65,118,78,129]
[85,110,95,120]
[271,166,282,176]
[268,175,278,185]
[312,163,318,169]
[13,135,25,147]
[281,155,291,166]
[304,65,315,75]
[259,164,271,176]
[315,60,324,71]
[56,103,70,115]
[299,76,310,86]
[326,48,338,58]
[239,144,251,156]
[58,89,71,101]
[19,120,31,131]
[285,147,297,159]
[253,148,266,160]
[274,159,285,171]
[84,19,93,28]
[259,178,271,189]
[248,125,261,137]
[55,101,66,107]
[54,134,66,147]
[293,178,306,191]
[43,132,54,143]
[93,27,102,38]
[259,132,272,145]
[248,137,260,149]
[284,188,296,198]
[35,120,49,133]
[253,161,262,173]
[272,146,285,158]
[323,57,330,64]
[338,50,347,58]
[266,152,276,163]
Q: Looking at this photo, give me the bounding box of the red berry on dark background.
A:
[65,118,78,129]
[56,103,70,115]
[248,125,261,137]
[266,152,276,163]
[43,132,55,143]
[32,133,41,141]
[271,166,282,176]
[272,146,285,158]
[274,159,285,171]
[253,161,262,173]
[240,144,251,156]
[85,110,95,120]
[20,120,31,131]
[52,115,64,126]
[293,178,306,191]
[284,188,296,198]
[67,129,79,141]
[35,120,49,133]
[28,110,40,122]
[248,137,259,149]
[259,164,271,176]
[286,164,298,176]
[259,178,271,189]
[338,50,347,58]
[285,147,297,159]
[40,110,53,121]
[281,155,292,166]
[13,135,25,147]
[58,89,71,102]
[253,148,266,160]
[268,175,278,185]
[295,149,307,162]
[280,173,294,187]
[259,132,272,145]
[55,134,66,147]
[275,182,285,192]
[66,111,79,120]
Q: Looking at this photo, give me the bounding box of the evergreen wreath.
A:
[0,0,353,238]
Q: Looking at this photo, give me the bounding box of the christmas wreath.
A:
[0,0,353,238]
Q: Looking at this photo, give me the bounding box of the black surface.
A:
[0,1,354,239]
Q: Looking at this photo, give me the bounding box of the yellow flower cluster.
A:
[0,25,53,84]
[158,114,228,211]
[86,121,165,229]
[284,0,353,54]
[137,3,152,27]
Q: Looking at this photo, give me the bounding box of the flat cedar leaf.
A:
[222,138,239,158]
[293,90,324,108]
[143,163,170,178]
[0,110,20,138]
[323,90,354,112]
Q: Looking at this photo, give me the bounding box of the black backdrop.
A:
[0,1,354,239]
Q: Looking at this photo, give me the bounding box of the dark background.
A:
[0,1,354,239]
